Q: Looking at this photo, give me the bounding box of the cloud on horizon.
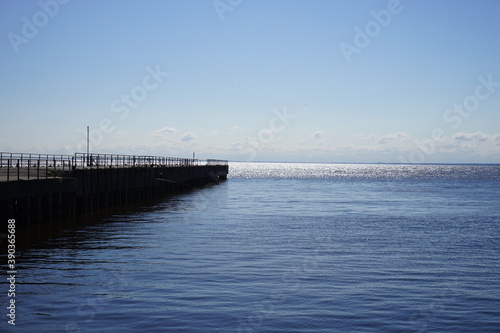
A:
[180,132,197,142]
[452,131,492,142]
[311,130,325,139]
[152,127,177,138]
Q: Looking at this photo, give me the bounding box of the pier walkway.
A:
[0,152,227,182]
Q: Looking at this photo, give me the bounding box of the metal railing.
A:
[0,152,228,181]
[0,153,74,182]
[207,159,229,166]
[73,153,200,168]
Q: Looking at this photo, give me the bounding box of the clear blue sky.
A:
[1,0,499,163]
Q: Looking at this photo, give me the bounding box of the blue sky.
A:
[1,0,499,163]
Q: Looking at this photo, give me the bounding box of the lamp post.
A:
[87,126,89,166]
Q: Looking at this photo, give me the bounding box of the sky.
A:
[1,0,499,163]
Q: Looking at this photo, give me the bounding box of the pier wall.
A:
[0,162,228,228]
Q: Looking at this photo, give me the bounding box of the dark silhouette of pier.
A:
[0,152,228,227]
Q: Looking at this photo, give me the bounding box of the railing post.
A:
[37,155,40,179]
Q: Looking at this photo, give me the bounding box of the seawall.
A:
[0,153,228,228]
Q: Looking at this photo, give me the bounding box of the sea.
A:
[2,162,500,332]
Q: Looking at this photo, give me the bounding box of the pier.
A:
[0,152,228,228]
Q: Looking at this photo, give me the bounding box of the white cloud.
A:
[152,127,177,138]
[113,131,124,138]
[452,131,489,142]
[356,132,410,145]
[377,132,409,144]
[180,132,197,142]
[355,133,372,141]
[230,125,244,132]
[257,128,274,141]
[311,130,324,139]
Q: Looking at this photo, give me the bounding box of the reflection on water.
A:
[5,185,216,252]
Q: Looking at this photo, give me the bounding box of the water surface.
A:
[3,163,500,332]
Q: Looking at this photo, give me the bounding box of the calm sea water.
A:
[3,163,500,332]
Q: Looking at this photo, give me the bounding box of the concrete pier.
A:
[0,153,228,228]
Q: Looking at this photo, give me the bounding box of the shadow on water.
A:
[0,180,226,260]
